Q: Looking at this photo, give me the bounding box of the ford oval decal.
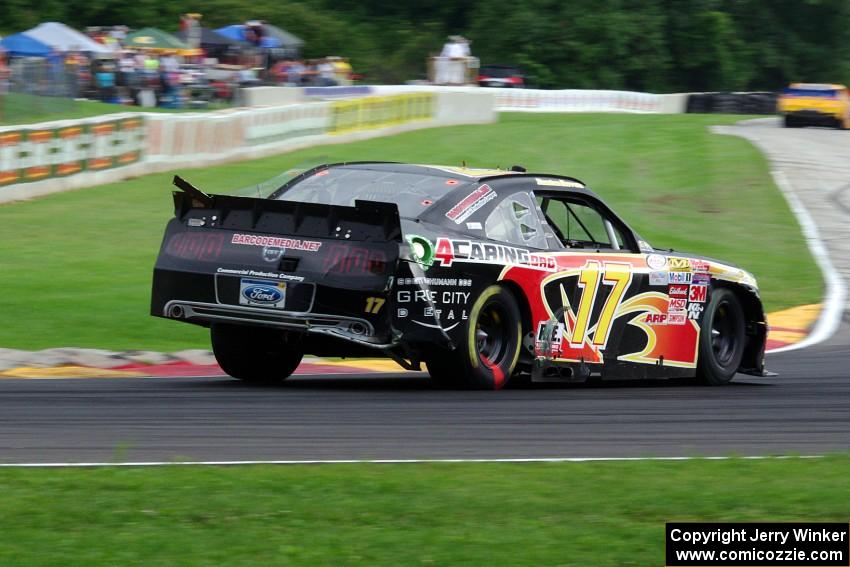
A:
[242,284,283,304]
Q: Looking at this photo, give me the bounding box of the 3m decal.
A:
[646,254,667,270]
[688,284,707,303]
[668,257,691,272]
[445,184,496,224]
[668,284,689,298]
[434,238,556,271]
[231,234,322,251]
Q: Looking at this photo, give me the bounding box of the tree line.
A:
[3,0,848,91]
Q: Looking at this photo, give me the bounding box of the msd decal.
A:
[434,238,557,271]
[445,184,496,224]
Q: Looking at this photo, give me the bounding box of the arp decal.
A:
[434,238,556,271]
[445,184,496,224]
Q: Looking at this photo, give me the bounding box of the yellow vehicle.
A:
[778,83,850,129]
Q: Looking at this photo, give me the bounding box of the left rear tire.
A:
[211,324,303,384]
[425,285,522,390]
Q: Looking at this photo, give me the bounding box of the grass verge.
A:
[0,92,224,126]
[0,113,821,351]
[0,456,847,565]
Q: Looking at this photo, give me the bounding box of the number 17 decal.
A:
[568,261,632,349]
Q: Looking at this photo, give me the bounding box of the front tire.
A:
[425,285,522,390]
[211,324,303,383]
[696,288,745,385]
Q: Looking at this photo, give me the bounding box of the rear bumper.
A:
[784,110,840,124]
[161,299,396,349]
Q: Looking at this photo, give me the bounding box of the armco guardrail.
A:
[0,91,491,203]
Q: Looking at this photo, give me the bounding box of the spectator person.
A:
[436,35,470,84]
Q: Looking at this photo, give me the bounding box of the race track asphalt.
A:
[1,334,848,464]
[1,118,848,465]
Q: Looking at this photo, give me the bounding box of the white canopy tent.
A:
[23,22,114,55]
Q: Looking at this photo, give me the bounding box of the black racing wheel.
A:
[696,288,745,385]
[211,324,303,383]
[425,285,522,390]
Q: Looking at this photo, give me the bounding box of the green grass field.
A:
[0,92,224,126]
[0,456,847,566]
[0,113,821,351]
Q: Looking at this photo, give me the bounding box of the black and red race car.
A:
[151,162,769,389]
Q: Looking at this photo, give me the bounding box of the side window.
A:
[537,196,627,250]
[484,191,548,249]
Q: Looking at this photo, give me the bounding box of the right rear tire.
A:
[211,324,303,383]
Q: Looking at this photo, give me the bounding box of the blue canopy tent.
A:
[0,33,52,57]
[215,24,302,55]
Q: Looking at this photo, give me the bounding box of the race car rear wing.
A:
[171,175,402,243]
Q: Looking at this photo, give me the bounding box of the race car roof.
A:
[314,161,587,188]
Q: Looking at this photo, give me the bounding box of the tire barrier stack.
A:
[685,92,778,115]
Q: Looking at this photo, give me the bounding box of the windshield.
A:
[783,87,838,98]
[272,167,468,217]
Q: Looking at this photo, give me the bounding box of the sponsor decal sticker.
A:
[466,221,483,230]
[646,313,668,325]
[535,177,584,188]
[669,298,687,311]
[646,253,667,270]
[667,312,687,325]
[692,273,711,285]
[445,184,497,224]
[688,284,707,303]
[218,268,304,282]
[668,284,689,298]
[649,271,667,286]
[231,234,322,251]
[434,237,556,271]
[668,271,693,284]
[668,257,691,272]
[262,246,284,262]
[691,259,710,273]
[638,240,653,253]
[687,303,704,320]
[239,278,287,308]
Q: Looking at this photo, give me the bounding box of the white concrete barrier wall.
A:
[0,87,692,202]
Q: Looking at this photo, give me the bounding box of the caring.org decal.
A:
[231,233,322,252]
[434,237,556,271]
[445,184,496,224]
